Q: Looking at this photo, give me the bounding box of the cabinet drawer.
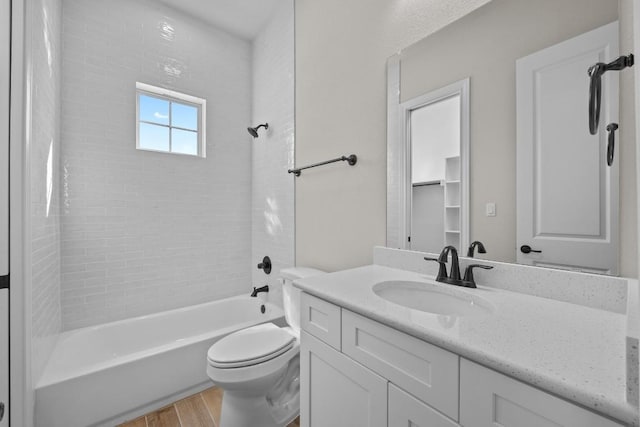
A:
[460,359,625,427]
[389,384,459,427]
[300,293,341,350]
[342,310,459,421]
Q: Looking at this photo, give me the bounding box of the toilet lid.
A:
[207,323,295,369]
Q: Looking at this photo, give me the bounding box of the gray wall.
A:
[60,0,253,329]
[618,0,637,278]
[295,0,491,272]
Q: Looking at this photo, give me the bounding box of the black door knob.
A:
[520,245,542,254]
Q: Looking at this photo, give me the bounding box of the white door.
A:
[299,332,387,427]
[0,0,10,425]
[516,22,619,274]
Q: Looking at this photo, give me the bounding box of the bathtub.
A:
[35,295,284,427]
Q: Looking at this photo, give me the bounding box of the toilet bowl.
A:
[206,267,324,427]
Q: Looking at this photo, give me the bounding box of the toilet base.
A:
[220,392,285,427]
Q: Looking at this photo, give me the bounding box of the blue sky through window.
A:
[139,95,169,125]
[172,129,198,155]
[139,122,169,151]
[138,92,200,155]
[172,103,198,130]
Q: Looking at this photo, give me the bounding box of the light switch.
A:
[486,202,496,217]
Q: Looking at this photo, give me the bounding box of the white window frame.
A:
[135,82,207,157]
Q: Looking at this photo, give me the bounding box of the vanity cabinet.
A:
[341,309,459,420]
[299,292,625,427]
[300,331,387,427]
[389,383,459,427]
[460,359,623,427]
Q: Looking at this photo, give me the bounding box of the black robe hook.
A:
[588,54,633,135]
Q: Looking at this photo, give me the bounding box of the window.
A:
[136,82,206,157]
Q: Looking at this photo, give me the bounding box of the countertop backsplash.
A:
[374,246,630,314]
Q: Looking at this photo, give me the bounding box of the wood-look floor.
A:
[118,386,300,427]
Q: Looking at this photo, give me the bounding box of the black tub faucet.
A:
[251,285,269,297]
[467,241,487,258]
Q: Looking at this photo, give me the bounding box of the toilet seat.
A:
[207,323,295,369]
[206,338,300,394]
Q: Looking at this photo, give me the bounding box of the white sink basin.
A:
[373,280,494,317]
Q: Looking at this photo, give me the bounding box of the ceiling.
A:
[156,0,281,40]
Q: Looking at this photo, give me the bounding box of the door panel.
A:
[516,22,619,274]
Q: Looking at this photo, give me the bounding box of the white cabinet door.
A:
[460,359,624,427]
[516,22,619,274]
[389,384,459,427]
[300,331,387,427]
[342,310,459,421]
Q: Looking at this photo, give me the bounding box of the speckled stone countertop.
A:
[294,265,638,426]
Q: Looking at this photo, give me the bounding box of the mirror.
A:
[387,0,635,276]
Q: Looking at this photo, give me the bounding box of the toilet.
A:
[206,267,324,427]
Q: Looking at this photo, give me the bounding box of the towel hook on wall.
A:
[588,54,633,135]
[606,123,618,167]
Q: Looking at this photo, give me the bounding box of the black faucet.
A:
[250,285,269,297]
[467,241,487,258]
[423,256,448,281]
[425,246,493,288]
[462,264,494,288]
[425,245,460,283]
[440,246,461,281]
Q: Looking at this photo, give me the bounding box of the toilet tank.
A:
[280,267,325,335]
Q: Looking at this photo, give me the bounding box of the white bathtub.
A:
[35,295,284,427]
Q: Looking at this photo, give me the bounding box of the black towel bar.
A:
[288,154,357,177]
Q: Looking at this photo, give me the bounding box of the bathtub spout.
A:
[251,285,269,297]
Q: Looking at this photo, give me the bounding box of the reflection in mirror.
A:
[386,0,634,276]
[404,81,468,254]
[411,96,459,252]
[515,22,619,275]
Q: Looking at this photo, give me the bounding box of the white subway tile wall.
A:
[251,1,295,306]
[60,0,253,329]
[31,0,63,382]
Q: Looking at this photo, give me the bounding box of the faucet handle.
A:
[257,256,272,274]
[463,264,493,288]
[424,257,448,282]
